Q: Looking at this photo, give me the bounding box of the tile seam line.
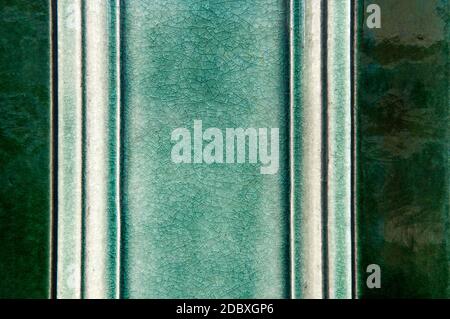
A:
[115,0,123,300]
[288,0,295,300]
[350,0,359,300]
[321,0,330,300]
[50,0,59,299]
[80,0,87,299]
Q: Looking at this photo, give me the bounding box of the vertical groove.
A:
[321,0,329,299]
[289,0,310,300]
[115,0,122,299]
[50,0,59,299]
[80,0,87,299]
[118,0,126,299]
[288,0,295,299]
[350,0,358,300]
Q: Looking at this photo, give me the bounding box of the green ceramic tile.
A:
[0,0,52,298]
[55,0,354,299]
[51,0,360,299]
[356,0,450,298]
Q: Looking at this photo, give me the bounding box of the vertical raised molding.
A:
[57,0,83,299]
[291,0,352,298]
[57,0,121,299]
[297,0,326,299]
[82,0,121,299]
[326,0,352,299]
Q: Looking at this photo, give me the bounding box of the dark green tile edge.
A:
[356,0,449,298]
[0,0,52,298]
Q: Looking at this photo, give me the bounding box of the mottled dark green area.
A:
[357,0,449,298]
[0,0,51,298]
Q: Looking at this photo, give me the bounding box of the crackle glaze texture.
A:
[120,0,291,298]
[54,0,354,299]
[356,0,449,298]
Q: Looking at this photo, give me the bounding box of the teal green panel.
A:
[120,0,291,298]
[0,0,52,298]
[356,0,450,298]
